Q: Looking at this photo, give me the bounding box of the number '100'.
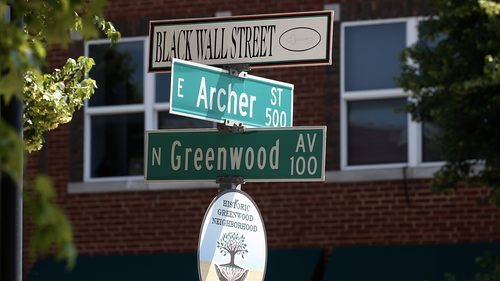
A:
[290,156,317,175]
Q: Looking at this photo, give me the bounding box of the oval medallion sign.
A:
[198,189,267,281]
[279,27,322,52]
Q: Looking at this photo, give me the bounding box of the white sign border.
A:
[169,58,295,127]
[144,126,327,183]
[148,10,334,72]
[197,189,268,281]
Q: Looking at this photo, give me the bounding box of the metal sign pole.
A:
[0,6,23,281]
[216,119,245,192]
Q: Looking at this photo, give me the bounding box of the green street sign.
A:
[145,126,326,183]
[169,58,294,128]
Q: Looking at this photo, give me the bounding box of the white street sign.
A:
[198,189,267,281]
[148,10,334,72]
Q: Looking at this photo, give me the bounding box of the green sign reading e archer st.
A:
[169,58,294,128]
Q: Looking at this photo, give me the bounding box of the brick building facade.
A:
[24,0,500,280]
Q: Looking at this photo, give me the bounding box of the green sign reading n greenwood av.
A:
[170,58,294,128]
[144,126,326,183]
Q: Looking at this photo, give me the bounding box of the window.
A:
[422,121,444,162]
[84,37,212,181]
[341,18,443,170]
[348,98,408,165]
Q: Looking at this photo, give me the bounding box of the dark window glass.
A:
[156,73,171,103]
[344,22,406,91]
[88,41,144,106]
[348,98,408,165]
[422,122,445,162]
[91,113,144,177]
[158,111,213,129]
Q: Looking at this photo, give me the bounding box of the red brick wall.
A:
[23,172,500,276]
[24,0,500,279]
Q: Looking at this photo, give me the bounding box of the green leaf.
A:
[24,174,77,270]
[0,119,23,185]
[394,0,500,205]
[1,0,120,271]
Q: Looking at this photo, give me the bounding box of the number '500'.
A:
[265,108,287,127]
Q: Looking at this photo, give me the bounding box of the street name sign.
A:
[170,58,294,128]
[144,126,326,183]
[198,189,267,281]
[148,10,334,72]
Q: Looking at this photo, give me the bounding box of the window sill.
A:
[68,166,442,194]
[325,165,441,183]
[67,181,219,194]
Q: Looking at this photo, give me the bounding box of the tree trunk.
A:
[230,253,235,267]
[222,251,241,269]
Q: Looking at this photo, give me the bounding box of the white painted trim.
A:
[85,104,145,115]
[83,106,91,181]
[84,175,143,183]
[408,114,420,166]
[68,180,219,194]
[83,41,91,181]
[406,18,421,166]
[340,20,346,95]
[144,38,155,130]
[420,160,446,167]
[342,88,407,100]
[342,17,413,27]
[342,162,409,171]
[340,17,434,170]
[215,11,232,17]
[86,36,148,46]
[340,98,348,169]
[84,37,150,182]
[406,17,419,49]
[340,20,347,169]
[153,103,170,111]
[323,3,340,22]
[325,166,440,183]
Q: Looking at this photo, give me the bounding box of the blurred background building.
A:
[24,0,500,280]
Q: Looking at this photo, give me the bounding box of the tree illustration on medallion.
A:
[215,232,249,281]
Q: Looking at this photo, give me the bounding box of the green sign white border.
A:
[144,126,327,183]
[169,58,294,127]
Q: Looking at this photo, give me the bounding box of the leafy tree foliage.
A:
[396,0,500,205]
[396,1,500,279]
[1,0,120,269]
[23,56,97,152]
[24,175,76,266]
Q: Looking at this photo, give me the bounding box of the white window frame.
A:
[340,17,443,171]
[83,36,165,182]
[68,17,447,193]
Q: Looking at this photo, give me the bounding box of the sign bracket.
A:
[217,176,245,192]
[223,64,250,78]
[217,119,245,134]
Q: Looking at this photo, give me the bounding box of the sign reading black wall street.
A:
[148,10,334,72]
[198,189,267,281]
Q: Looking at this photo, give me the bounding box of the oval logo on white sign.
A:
[279,27,322,52]
[198,189,267,281]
